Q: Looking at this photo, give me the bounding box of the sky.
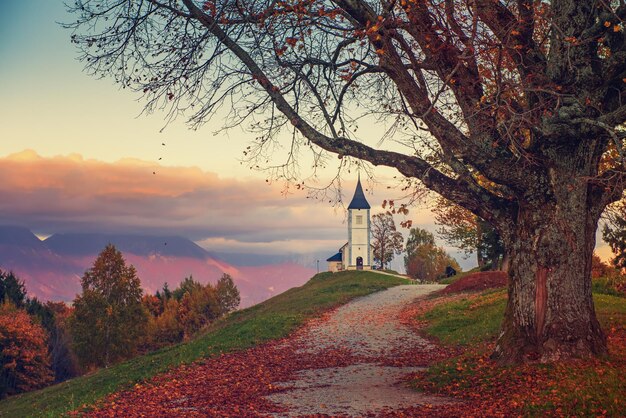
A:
[0,1,613,269]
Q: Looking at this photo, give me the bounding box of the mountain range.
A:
[0,226,315,307]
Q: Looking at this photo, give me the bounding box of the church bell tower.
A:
[346,175,371,270]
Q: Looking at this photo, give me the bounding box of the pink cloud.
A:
[0,150,347,253]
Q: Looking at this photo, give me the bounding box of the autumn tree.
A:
[406,243,460,282]
[142,294,164,317]
[0,272,79,383]
[602,201,626,269]
[404,227,436,269]
[0,303,53,398]
[68,1,626,363]
[216,273,241,315]
[434,199,505,270]
[371,212,404,269]
[70,244,147,368]
[174,277,222,339]
[145,298,184,348]
[142,275,240,346]
[404,227,459,280]
[44,302,80,382]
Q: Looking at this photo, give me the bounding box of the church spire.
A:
[348,175,370,209]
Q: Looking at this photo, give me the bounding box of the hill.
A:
[0,228,314,307]
[0,271,410,417]
[412,288,626,416]
[439,271,508,294]
[45,233,210,258]
[0,226,43,248]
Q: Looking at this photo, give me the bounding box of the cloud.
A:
[4,149,613,268]
[0,150,387,254]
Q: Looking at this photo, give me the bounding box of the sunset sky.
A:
[0,1,613,266]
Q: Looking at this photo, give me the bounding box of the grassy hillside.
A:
[0,271,409,417]
[438,267,481,285]
[420,289,625,346]
[413,289,626,416]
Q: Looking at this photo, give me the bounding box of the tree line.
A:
[0,244,240,398]
[371,211,461,281]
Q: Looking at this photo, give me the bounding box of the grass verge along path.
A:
[411,288,626,417]
[0,271,409,417]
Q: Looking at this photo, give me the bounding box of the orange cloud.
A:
[0,150,348,253]
[0,150,459,263]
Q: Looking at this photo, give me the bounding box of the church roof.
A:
[326,252,343,262]
[347,176,371,209]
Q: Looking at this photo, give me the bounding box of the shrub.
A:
[0,303,53,398]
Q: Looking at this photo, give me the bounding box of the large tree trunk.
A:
[492,172,607,363]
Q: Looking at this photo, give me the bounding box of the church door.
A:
[356,256,363,270]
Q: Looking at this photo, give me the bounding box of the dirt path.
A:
[84,284,458,417]
[266,284,456,417]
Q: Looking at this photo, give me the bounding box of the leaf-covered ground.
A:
[0,271,408,417]
[7,271,624,417]
[77,284,457,417]
[403,290,626,417]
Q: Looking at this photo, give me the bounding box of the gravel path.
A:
[266,284,456,417]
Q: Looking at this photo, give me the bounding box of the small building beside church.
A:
[326,177,374,272]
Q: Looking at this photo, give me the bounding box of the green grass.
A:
[420,289,626,347]
[415,290,626,417]
[592,277,626,297]
[0,271,409,417]
[420,289,507,345]
[438,267,480,285]
[594,293,626,328]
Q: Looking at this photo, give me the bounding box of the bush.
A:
[406,243,460,281]
[0,303,53,398]
[591,254,626,296]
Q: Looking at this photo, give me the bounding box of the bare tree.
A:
[67,0,626,363]
[372,212,404,269]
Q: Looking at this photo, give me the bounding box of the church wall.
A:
[348,208,370,267]
[327,261,342,272]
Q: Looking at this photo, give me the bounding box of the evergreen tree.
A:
[172,276,203,301]
[0,270,27,308]
[70,244,147,368]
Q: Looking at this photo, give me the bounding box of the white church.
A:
[326,177,374,272]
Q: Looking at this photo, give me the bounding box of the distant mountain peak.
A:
[0,225,44,248]
[44,233,210,259]
[0,227,314,306]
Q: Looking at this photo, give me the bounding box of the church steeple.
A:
[325,176,373,272]
[346,175,371,270]
[348,174,371,209]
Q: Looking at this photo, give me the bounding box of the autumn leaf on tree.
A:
[70,244,147,368]
[0,303,53,397]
